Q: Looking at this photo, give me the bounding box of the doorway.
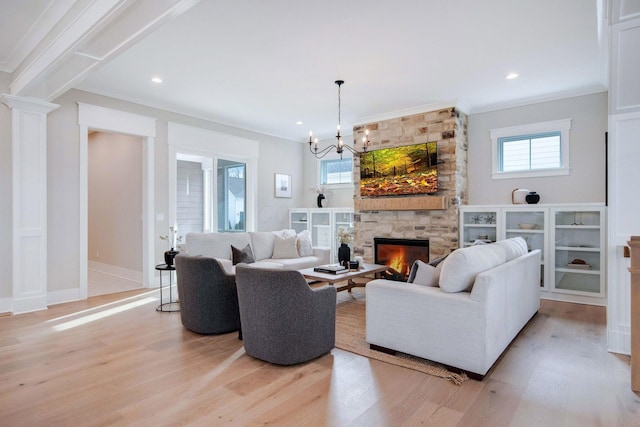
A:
[87,131,144,296]
[78,103,156,300]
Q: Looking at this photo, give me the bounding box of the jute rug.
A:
[334,295,468,385]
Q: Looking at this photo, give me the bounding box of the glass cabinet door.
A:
[503,208,548,289]
[460,208,498,247]
[551,208,604,297]
[311,211,332,248]
[289,210,309,234]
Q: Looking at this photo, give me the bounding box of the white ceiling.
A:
[2,0,608,142]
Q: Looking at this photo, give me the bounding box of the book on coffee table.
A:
[314,264,348,274]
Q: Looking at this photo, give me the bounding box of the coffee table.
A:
[299,263,388,292]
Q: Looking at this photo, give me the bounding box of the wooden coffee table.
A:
[299,263,388,293]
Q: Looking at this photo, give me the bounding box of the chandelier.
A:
[308,80,370,158]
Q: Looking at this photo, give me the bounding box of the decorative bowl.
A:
[518,223,537,230]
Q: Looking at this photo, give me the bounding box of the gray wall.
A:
[467,92,608,205]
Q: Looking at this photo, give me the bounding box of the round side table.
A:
[155,264,180,312]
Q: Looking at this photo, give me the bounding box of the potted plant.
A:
[160,226,183,266]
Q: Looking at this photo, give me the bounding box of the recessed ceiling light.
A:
[506,73,519,80]
[296,121,303,125]
[151,76,163,84]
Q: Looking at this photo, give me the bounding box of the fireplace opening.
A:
[374,238,429,282]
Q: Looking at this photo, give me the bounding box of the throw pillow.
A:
[272,234,299,259]
[231,244,255,265]
[428,253,449,267]
[495,237,528,261]
[407,260,439,287]
[438,244,507,293]
[273,229,297,239]
[296,230,314,257]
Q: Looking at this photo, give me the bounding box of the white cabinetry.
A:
[289,208,354,263]
[459,204,605,305]
[551,207,605,300]
[289,209,309,234]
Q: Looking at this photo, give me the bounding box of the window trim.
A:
[490,118,572,180]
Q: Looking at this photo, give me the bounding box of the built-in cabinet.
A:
[289,208,354,263]
[459,204,605,305]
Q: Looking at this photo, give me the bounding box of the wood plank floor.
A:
[1,288,639,426]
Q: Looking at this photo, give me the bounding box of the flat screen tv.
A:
[360,141,438,197]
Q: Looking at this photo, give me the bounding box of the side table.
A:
[156,264,180,312]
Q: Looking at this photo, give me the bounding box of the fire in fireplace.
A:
[374,238,430,281]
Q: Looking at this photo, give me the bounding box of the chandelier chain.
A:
[307,79,369,159]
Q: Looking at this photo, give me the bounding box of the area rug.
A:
[334,296,468,385]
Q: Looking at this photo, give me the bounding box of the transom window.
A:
[491,119,571,179]
[499,132,561,172]
[320,157,353,185]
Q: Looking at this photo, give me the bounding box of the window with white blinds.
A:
[491,119,571,179]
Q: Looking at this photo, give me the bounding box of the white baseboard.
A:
[608,329,631,355]
[88,260,143,284]
[0,297,13,315]
[48,288,82,307]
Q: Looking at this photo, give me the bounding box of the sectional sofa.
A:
[184,229,330,273]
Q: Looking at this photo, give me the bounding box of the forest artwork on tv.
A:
[360,142,438,197]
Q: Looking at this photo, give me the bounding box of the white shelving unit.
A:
[503,207,548,290]
[289,209,309,234]
[289,208,354,263]
[459,204,606,305]
[551,207,605,300]
[311,211,332,248]
[459,208,499,247]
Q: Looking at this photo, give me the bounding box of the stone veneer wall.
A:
[353,107,468,262]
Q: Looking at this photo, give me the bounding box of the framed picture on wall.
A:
[274,173,292,198]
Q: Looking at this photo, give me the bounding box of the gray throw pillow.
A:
[231,244,255,265]
[407,253,450,283]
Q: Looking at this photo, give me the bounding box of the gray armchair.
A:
[174,254,240,335]
[235,265,336,365]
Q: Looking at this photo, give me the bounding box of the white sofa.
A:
[185,230,330,273]
[366,238,541,378]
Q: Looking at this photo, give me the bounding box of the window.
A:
[491,119,571,179]
[217,160,246,232]
[320,157,353,185]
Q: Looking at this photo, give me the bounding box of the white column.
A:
[607,1,640,354]
[1,95,59,314]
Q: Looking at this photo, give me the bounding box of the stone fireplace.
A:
[374,237,429,281]
[353,107,468,262]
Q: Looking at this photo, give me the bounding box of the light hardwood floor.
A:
[1,288,639,426]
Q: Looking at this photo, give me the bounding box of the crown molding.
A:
[0,94,59,113]
[467,86,608,115]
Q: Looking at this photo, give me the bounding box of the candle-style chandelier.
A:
[308,80,370,158]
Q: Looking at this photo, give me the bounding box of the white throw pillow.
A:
[272,234,299,259]
[249,231,275,261]
[495,237,528,261]
[439,244,507,293]
[408,260,440,287]
[296,230,314,257]
[273,229,297,239]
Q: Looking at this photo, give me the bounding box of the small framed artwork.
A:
[274,173,292,198]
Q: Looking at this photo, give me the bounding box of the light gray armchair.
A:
[235,265,336,365]
[174,254,241,335]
